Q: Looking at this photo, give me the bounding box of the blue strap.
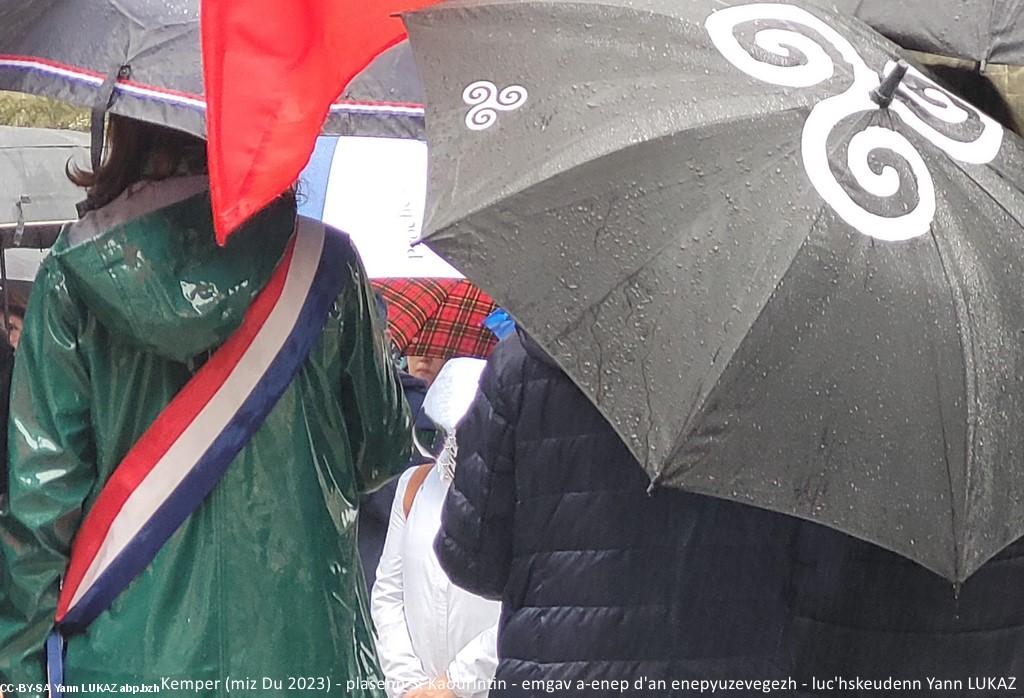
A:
[46,630,64,695]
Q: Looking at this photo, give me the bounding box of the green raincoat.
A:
[0,177,410,696]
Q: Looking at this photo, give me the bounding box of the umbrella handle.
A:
[89,65,132,173]
[1,231,9,335]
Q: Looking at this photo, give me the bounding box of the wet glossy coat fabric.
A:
[407,0,1024,581]
[0,177,410,696]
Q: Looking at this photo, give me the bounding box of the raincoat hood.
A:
[53,176,293,363]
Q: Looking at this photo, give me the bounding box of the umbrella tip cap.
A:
[871,60,910,108]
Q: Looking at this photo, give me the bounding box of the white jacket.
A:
[371,464,501,698]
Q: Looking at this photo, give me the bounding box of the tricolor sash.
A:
[47,217,349,688]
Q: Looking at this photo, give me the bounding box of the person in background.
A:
[434,330,797,696]
[0,115,410,695]
[406,355,446,387]
[358,370,435,591]
[0,329,12,500]
[3,305,23,351]
[373,358,499,698]
[359,295,437,590]
[0,299,24,500]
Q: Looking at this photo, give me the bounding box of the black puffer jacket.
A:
[435,333,800,695]
[787,524,1024,693]
[438,334,1024,696]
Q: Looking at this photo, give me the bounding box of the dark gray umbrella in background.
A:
[0,125,88,328]
[0,0,423,142]
[810,0,1024,65]
[339,41,425,140]
[0,126,88,235]
[808,1,1024,131]
[406,0,1024,582]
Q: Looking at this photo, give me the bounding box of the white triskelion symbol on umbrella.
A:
[705,3,1003,242]
[463,80,528,130]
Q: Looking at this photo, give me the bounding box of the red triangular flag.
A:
[201,0,434,244]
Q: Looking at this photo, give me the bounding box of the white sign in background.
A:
[321,137,462,279]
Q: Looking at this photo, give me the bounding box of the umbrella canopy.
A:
[0,0,424,142]
[373,278,497,359]
[339,41,425,141]
[201,0,435,241]
[0,0,429,243]
[807,1,1024,130]
[0,125,87,230]
[407,0,1024,581]
[810,0,1024,65]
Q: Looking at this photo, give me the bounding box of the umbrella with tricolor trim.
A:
[0,1,423,143]
[0,0,435,244]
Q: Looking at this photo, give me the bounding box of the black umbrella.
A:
[810,0,1024,65]
[406,0,1024,582]
[339,41,425,141]
[0,0,423,141]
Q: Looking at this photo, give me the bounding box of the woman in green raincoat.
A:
[0,116,410,696]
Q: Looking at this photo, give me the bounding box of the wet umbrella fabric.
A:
[805,1,1024,134]
[0,126,87,335]
[339,41,425,141]
[0,126,88,229]
[406,0,1024,581]
[809,0,1024,65]
[201,0,437,240]
[0,1,423,142]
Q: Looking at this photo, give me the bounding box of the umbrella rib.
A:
[0,145,87,150]
[926,155,1024,579]
[663,203,831,474]
[926,229,966,582]
[952,160,1024,232]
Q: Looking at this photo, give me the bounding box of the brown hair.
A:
[68,115,207,209]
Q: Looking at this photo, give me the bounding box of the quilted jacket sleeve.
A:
[434,339,521,600]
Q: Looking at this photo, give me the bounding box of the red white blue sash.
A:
[51,217,348,637]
